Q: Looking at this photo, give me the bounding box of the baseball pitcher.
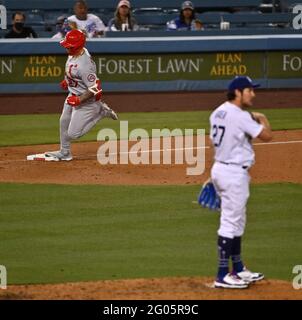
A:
[45,29,118,161]
[209,76,273,289]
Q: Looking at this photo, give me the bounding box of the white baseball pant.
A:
[211,162,250,239]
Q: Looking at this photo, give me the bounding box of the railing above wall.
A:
[1,34,302,93]
[1,34,302,55]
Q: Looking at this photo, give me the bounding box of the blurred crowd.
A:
[4,0,203,39]
[3,0,293,39]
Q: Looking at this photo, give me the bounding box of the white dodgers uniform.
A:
[210,101,263,239]
[60,48,104,153]
[68,14,106,38]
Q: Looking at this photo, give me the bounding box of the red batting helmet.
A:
[60,29,86,55]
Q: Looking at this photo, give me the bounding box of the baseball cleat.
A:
[234,267,264,283]
[101,102,118,120]
[214,273,249,289]
[44,150,73,161]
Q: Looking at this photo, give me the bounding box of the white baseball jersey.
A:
[210,101,263,168]
[59,49,107,155]
[65,48,99,102]
[68,14,105,38]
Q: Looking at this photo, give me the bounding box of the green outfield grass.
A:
[0,182,301,285]
[0,108,301,147]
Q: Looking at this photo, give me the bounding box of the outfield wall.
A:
[1,35,302,93]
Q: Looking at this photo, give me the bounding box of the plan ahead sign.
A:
[0,52,263,83]
[0,51,301,90]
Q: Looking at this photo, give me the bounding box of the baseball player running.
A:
[45,29,118,161]
[210,76,273,289]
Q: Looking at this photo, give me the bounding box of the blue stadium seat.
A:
[0,29,7,38]
[3,0,75,10]
[31,25,46,32]
[197,11,294,29]
[25,13,44,26]
[227,12,294,24]
[3,0,262,11]
[37,30,56,38]
[44,11,68,25]
[134,13,179,30]
[199,12,231,24]
[287,0,301,5]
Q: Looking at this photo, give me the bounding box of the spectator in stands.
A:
[107,0,139,31]
[67,0,106,38]
[5,12,38,38]
[194,19,204,31]
[52,15,72,39]
[167,1,201,31]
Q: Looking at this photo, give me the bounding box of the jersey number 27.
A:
[212,125,225,147]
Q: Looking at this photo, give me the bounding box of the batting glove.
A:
[67,95,81,107]
[60,79,68,91]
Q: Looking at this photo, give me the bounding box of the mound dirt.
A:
[0,277,301,300]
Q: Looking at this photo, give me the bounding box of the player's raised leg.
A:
[67,101,117,141]
[100,101,118,120]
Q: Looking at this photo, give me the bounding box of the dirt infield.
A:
[1,277,301,300]
[0,130,301,185]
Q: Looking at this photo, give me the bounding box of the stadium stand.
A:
[2,0,263,11]
[198,11,294,28]
[134,13,179,31]
[25,12,45,26]
[0,0,300,37]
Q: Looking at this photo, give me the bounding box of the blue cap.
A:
[228,76,260,91]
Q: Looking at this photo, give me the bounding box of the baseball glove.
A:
[197,179,221,211]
